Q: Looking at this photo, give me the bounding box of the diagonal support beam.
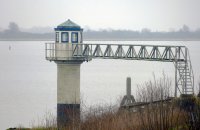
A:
[138,46,149,58]
[115,45,125,57]
[126,46,138,58]
[150,46,161,59]
[104,45,114,57]
[93,45,103,57]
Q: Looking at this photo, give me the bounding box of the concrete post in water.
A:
[126,77,131,102]
[47,19,84,127]
[120,77,135,107]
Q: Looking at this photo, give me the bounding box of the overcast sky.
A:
[0,0,200,31]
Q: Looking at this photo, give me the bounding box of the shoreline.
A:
[0,39,200,42]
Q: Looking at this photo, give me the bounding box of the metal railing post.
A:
[175,47,178,97]
[45,43,47,59]
[184,47,187,94]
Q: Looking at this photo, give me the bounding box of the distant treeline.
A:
[0,22,200,41]
[84,29,200,41]
[0,22,54,41]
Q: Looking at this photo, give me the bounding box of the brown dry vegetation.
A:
[12,76,200,130]
[29,98,199,130]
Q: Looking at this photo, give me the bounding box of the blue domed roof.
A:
[55,19,83,31]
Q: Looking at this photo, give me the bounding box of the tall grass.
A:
[80,75,187,130]
[17,76,200,130]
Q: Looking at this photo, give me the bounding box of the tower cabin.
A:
[54,19,83,61]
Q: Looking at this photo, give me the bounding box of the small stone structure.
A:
[120,77,135,107]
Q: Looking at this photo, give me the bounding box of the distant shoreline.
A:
[1,29,200,42]
[0,38,200,42]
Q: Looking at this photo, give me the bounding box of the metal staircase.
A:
[175,48,194,95]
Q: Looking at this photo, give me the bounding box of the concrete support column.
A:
[120,77,135,107]
[56,62,82,127]
[126,77,131,100]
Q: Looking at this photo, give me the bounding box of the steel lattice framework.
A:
[45,43,194,96]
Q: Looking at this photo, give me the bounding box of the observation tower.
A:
[48,19,83,127]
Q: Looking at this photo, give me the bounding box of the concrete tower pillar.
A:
[57,62,82,126]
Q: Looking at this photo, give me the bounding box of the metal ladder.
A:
[176,47,194,95]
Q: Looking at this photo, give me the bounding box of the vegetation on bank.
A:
[8,76,200,130]
[1,22,200,41]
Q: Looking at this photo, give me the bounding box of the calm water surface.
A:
[0,41,199,129]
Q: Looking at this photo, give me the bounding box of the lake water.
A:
[0,41,200,129]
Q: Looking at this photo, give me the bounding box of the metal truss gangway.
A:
[45,43,194,96]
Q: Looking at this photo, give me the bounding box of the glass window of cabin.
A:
[61,32,69,43]
[56,32,59,42]
[71,32,78,43]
